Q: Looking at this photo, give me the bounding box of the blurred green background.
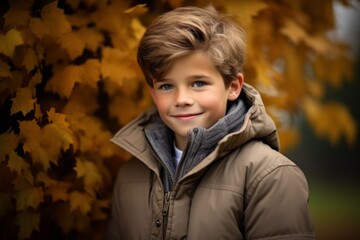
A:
[287,3,360,236]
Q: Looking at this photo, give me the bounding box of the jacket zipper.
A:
[162,192,171,240]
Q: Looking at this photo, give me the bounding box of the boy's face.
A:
[151,51,242,150]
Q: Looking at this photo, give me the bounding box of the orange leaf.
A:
[58,31,86,60]
[75,158,103,192]
[19,120,53,170]
[304,98,357,146]
[222,0,268,26]
[22,47,38,73]
[45,65,83,98]
[0,29,24,57]
[47,107,70,128]
[69,191,93,214]
[15,185,44,211]
[0,131,19,161]
[3,7,31,28]
[30,1,71,39]
[101,47,138,84]
[0,59,12,78]
[81,59,101,88]
[7,152,32,180]
[77,27,104,52]
[11,88,37,116]
[16,210,40,240]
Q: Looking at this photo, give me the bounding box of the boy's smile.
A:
[151,51,242,150]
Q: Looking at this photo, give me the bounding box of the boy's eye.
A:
[159,84,173,90]
[192,81,207,88]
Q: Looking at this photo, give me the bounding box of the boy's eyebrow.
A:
[156,74,211,82]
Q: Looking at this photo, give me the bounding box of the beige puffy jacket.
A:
[106,84,315,240]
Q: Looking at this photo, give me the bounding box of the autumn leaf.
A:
[63,85,99,114]
[0,59,12,78]
[29,1,71,39]
[8,151,33,183]
[11,88,37,116]
[14,175,43,211]
[46,65,83,98]
[0,29,24,57]
[75,158,103,192]
[3,6,31,28]
[22,47,38,73]
[280,18,308,44]
[101,47,139,85]
[77,27,104,52]
[28,71,42,94]
[16,210,40,240]
[58,31,86,60]
[47,107,70,128]
[81,59,101,88]
[65,111,114,157]
[221,0,268,26]
[0,131,19,162]
[69,191,93,214]
[19,120,54,170]
[304,98,357,146]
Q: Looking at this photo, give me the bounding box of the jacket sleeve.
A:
[244,164,316,240]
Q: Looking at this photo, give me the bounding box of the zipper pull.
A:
[162,192,171,216]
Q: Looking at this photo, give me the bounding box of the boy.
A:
[106,6,315,240]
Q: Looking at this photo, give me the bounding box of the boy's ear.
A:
[228,73,243,101]
[149,86,157,103]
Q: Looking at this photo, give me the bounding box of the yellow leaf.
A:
[221,0,268,26]
[304,98,357,146]
[0,29,24,57]
[45,65,83,98]
[75,158,103,191]
[45,186,70,202]
[47,107,70,128]
[34,103,43,120]
[11,88,37,116]
[16,210,40,240]
[22,47,38,72]
[69,191,93,214]
[101,47,138,84]
[0,131,19,161]
[8,151,31,179]
[0,59,12,78]
[63,85,99,114]
[280,19,308,44]
[36,172,58,187]
[19,120,52,170]
[131,18,146,42]
[29,1,72,39]
[3,7,31,28]
[81,59,101,88]
[58,31,86,60]
[124,4,148,15]
[28,71,42,94]
[29,17,49,39]
[77,27,104,52]
[15,185,44,211]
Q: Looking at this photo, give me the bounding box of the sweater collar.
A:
[144,97,248,189]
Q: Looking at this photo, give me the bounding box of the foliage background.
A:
[0,0,358,239]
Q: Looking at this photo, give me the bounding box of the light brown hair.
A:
[137,6,246,88]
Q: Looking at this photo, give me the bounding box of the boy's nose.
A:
[175,89,193,107]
